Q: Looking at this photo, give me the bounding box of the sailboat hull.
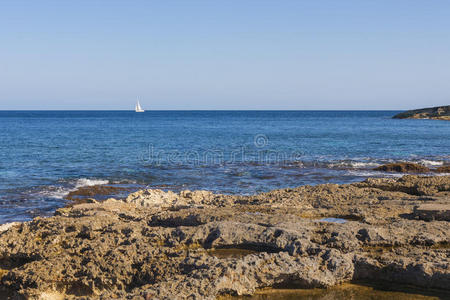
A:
[135,100,145,112]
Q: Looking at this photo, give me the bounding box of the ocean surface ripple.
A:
[0,110,449,223]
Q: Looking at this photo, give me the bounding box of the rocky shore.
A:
[1,175,450,299]
[373,162,450,173]
[393,105,450,120]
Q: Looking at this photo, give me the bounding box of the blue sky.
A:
[0,0,449,110]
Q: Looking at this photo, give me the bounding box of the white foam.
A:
[328,161,380,169]
[346,170,403,178]
[38,178,109,199]
[38,186,72,199]
[75,178,109,188]
[349,162,380,168]
[418,160,444,167]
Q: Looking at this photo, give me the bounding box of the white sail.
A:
[135,99,144,112]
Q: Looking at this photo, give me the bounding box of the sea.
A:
[0,110,449,224]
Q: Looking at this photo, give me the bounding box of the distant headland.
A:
[393,105,450,120]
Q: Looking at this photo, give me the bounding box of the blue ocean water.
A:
[0,110,449,224]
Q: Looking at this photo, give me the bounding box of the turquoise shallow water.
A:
[0,110,449,223]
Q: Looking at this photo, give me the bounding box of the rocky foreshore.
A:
[373,162,450,173]
[393,105,450,120]
[1,175,450,299]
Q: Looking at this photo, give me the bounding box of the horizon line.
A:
[0,109,405,112]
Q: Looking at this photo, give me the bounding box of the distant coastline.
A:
[393,105,450,120]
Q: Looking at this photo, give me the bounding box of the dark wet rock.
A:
[373,163,430,173]
[65,185,129,201]
[413,204,450,221]
[435,165,450,173]
[393,105,450,120]
[0,176,449,299]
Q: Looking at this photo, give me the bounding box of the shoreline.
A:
[2,160,450,226]
[1,175,449,299]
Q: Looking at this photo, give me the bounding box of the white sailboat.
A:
[135,99,145,112]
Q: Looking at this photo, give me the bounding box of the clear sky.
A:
[0,0,449,110]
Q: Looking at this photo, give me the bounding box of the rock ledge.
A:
[0,175,449,299]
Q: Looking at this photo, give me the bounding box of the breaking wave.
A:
[416,159,444,167]
[37,178,109,199]
[74,178,109,188]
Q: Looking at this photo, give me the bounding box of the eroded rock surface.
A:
[0,176,449,299]
[413,203,450,221]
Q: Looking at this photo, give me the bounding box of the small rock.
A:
[435,165,450,173]
[374,163,430,173]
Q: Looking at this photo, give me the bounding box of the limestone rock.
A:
[0,222,19,234]
[0,175,449,299]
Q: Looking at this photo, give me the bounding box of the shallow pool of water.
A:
[221,283,448,300]
[318,217,347,224]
